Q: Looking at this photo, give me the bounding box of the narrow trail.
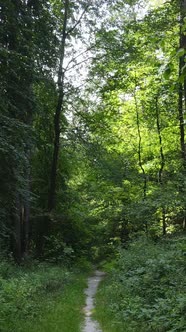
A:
[82,270,105,332]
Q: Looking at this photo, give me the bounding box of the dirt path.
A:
[82,270,105,332]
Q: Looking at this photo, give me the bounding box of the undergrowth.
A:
[0,260,90,332]
[95,236,186,332]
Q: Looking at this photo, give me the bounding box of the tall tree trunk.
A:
[178,0,186,231]
[155,96,166,235]
[179,0,186,163]
[48,0,69,212]
[22,157,31,256]
[14,193,22,264]
[134,90,147,200]
[134,87,147,232]
[155,97,165,184]
[162,207,166,236]
[7,0,33,262]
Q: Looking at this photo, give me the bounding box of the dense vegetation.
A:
[95,237,186,332]
[0,0,186,331]
[0,260,90,332]
[0,0,185,263]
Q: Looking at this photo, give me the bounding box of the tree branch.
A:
[65,45,96,71]
[66,4,90,37]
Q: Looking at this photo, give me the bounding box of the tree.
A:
[1,0,186,262]
[77,0,185,242]
[179,0,186,163]
[0,0,57,261]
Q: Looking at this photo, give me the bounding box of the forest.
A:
[0,0,186,331]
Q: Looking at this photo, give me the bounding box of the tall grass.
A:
[22,275,87,332]
[0,262,89,332]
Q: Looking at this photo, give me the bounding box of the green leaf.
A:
[163,65,172,79]
[176,48,185,58]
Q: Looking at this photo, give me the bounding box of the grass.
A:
[0,262,89,332]
[94,278,137,332]
[21,274,87,332]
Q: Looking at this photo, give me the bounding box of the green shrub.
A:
[0,262,72,331]
[95,236,186,332]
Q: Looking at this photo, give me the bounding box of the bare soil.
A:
[82,270,105,332]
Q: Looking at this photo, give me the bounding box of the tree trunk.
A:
[48,0,69,212]
[13,193,22,264]
[155,96,166,235]
[134,88,147,200]
[7,0,33,262]
[134,86,148,232]
[162,207,166,236]
[155,97,165,184]
[22,161,31,256]
[179,0,186,163]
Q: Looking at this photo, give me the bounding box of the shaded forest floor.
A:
[0,262,89,332]
[94,236,186,332]
[0,236,186,332]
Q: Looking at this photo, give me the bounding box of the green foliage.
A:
[42,233,75,263]
[95,237,186,332]
[75,0,185,246]
[0,0,58,260]
[1,0,186,264]
[0,261,87,332]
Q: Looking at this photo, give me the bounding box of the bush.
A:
[0,261,72,331]
[95,236,186,332]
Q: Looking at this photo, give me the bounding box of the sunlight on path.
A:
[82,270,105,332]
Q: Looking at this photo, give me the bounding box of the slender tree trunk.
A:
[178,61,185,161]
[22,159,31,256]
[48,0,69,212]
[178,0,186,230]
[162,207,166,236]
[7,0,33,262]
[155,96,166,235]
[9,11,22,262]
[13,193,22,264]
[134,90,147,200]
[134,87,148,232]
[179,0,186,163]
[155,97,165,184]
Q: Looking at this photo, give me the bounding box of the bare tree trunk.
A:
[155,96,166,235]
[155,97,165,184]
[134,87,148,232]
[134,90,147,199]
[22,161,31,256]
[177,0,186,230]
[48,0,69,212]
[12,193,22,264]
[179,0,186,163]
[162,207,166,236]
